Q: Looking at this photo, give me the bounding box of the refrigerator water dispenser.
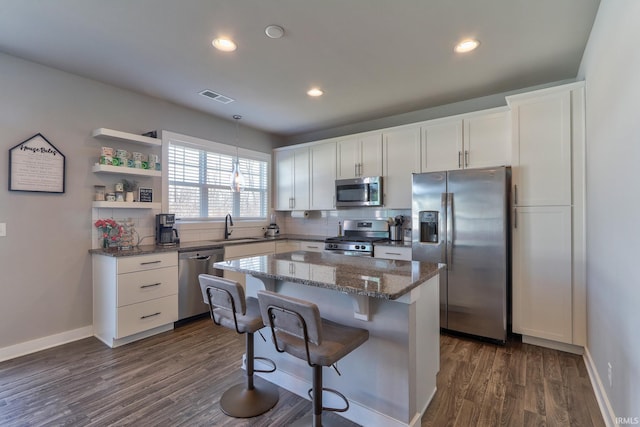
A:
[419,211,439,243]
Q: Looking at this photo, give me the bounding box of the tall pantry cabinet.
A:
[507,82,586,351]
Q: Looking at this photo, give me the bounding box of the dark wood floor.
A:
[0,319,605,426]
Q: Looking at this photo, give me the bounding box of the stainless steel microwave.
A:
[335,176,383,207]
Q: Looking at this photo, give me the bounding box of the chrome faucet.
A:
[224,214,234,239]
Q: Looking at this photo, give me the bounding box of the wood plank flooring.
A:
[0,319,605,426]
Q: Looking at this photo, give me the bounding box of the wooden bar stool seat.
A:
[199,275,279,418]
[257,290,369,427]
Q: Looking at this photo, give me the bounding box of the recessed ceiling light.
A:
[307,88,324,97]
[212,37,237,52]
[454,38,480,53]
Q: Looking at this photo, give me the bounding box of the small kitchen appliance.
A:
[156,213,179,246]
[324,219,389,256]
[335,176,383,208]
[264,211,280,237]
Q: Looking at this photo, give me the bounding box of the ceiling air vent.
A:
[199,89,235,104]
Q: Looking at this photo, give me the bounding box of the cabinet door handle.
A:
[514,207,518,229]
[355,163,358,177]
[458,151,462,168]
[141,312,161,319]
[514,185,518,205]
[140,260,161,266]
[464,150,469,167]
[140,282,161,289]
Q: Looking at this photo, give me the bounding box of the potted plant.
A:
[122,179,137,202]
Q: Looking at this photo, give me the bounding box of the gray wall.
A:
[0,52,279,349]
[578,0,640,421]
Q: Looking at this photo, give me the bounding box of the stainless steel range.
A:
[324,219,389,256]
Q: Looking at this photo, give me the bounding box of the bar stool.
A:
[257,290,369,427]
[198,275,279,418]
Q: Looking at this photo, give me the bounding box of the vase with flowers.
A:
[94,218,123,249]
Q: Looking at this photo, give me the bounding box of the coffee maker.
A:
[156,213,179,246]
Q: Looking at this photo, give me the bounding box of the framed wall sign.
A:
[138,187,153,202]
[9,133,66,193]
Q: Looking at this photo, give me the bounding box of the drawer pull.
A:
[140,260,162,266]
[141,312,161,319]
[386,252,402,256]
[306,245,319,249]
[140,282,161,289]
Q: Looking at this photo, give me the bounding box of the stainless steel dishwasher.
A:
[178,247,224,321]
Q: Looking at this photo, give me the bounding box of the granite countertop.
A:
[88,234,327,257]
[214,251,441,300]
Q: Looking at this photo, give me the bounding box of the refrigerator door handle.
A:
[446,193,453,269]
[440,193,447,263]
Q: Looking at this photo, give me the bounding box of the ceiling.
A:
[0,1,600,137]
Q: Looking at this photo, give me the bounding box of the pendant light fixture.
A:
[229,114,245,192]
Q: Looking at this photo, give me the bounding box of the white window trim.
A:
[161,130,271,228]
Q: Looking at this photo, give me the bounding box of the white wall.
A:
[578,0,640,422]
[0,52,279,351]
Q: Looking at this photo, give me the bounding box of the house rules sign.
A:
[9,133,66,193]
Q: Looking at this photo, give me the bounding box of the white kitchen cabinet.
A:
[310,141,337,210]
[223,241,276,287]
[274,147,310,211]
[421,118,462,172]
[421,108,509,173]
[512,206,572,343]
[383,126,421,208]
[298,241,325,252]
[463,109,510,169]
[373,245,412,261]
[507,82,586,350]
[337,133,382,179]
[508,91,572,206]
[93,251,178,348]
[275,240,300,253]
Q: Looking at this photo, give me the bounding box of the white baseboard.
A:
[583,347,617,427]
[0,325,93,363]
[522,335,584,354]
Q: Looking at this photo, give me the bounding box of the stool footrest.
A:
[306,387,349,413]
[253,356,276,373]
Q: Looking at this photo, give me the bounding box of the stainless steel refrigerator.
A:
[412,166,510,343]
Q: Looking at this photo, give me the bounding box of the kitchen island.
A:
[214,251,441,427]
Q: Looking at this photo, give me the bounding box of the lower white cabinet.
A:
[512,206,573,344]
[275,240,300,253]
[373,245,412,261]
[299,241,325,252]
[93,251,178,348]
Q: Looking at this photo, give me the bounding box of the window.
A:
[167,137,269,221]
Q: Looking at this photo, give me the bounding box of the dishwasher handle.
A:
[189,255,211,261]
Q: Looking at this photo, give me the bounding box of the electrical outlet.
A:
[0,223,6,237]
[608,362,613,387]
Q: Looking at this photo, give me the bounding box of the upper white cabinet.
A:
[464,109,510,169]
[337,133,383,179]
[508,91,571,206]
[421,108,509,173]
[383,126,421,208]
[421,119,462,172]
[310,141,337,210]
[274,147,310,211]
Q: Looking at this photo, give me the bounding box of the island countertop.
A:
[214,250,441,300]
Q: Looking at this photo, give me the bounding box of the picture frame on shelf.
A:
[138,187,153,202]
